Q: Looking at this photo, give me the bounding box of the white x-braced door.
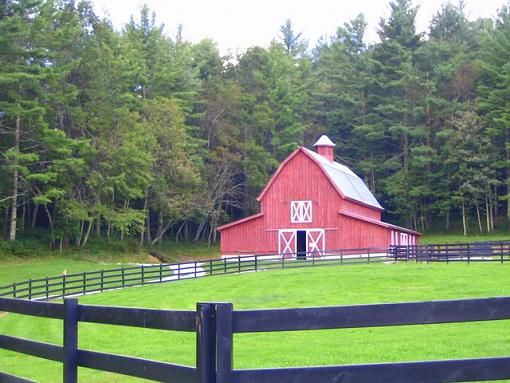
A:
[307,229,325,256]
[278,230,296,257]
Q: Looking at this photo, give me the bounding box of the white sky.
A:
[91,0,506,54]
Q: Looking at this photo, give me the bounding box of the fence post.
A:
[121,268,125,288]
[141,265,145,285]
[216,303,233,383]
[340,249,343,264]
[209,260,213,276]
[367,249,370,263]
[100,270,104,292]
[196,303,216,383]
[28,279,32,300]
[195,261,198,278]
[223,259,227,274]
[63,298,78,383]
[45,277,49,300]
[63,275,66,298]
[237,256,241,274]
[255,255,258,272]
[82,272,86,295]
[13,282,16,299]
[160,263,163,282]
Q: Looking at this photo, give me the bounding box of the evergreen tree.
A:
[279,19,305,56]
[478,5,510,225]
[368,0,424,227]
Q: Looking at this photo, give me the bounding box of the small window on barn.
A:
[291,201,312,223]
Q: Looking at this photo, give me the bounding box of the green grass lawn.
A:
[420,232,510,244]
[150,240,219,262]
[1,262,510,382]
[0,240,220,286]
[0,254,155,287]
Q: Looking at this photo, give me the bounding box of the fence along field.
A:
[0,241,510,382]
[1,241,509,301]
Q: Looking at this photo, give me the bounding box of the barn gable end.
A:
[259,149,342,230]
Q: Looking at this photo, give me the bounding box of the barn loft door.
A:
[278,230,296,257]
[307,229,325,256]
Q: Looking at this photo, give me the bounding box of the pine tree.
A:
[478,5,510,225]
[367,0,424,226]
[0,0,49,240]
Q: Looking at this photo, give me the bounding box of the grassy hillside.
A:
[420,232,510,244]
[0,240,219,285]
[0,256,155,287]
[0,262,509,382]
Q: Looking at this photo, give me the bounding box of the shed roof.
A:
[217,212,263,231]
[339,210,421,236]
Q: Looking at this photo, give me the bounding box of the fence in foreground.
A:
[1,241,509,302]
[1,295,510,383]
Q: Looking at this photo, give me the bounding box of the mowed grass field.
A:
[0,255,156,287]
[0,262,510,382]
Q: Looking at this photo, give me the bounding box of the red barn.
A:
[217,135,420,257]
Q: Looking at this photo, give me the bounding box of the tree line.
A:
[1,0,509,248]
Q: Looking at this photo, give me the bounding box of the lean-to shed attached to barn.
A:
[217,135,420,257]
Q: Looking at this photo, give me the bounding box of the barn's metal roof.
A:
[303,147,383,210]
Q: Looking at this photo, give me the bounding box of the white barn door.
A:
[307,229,325,256]
[279,230,296,257]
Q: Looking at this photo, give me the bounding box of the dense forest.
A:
[1,0,510,248]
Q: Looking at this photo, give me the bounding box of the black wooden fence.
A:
[1,241,509,302]
[1,296,510,383]
[0,246,393,301]
[0,297,197,383]
[413,241,510,263]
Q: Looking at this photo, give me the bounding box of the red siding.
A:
[334,215,388,249]
[219,216,269,255]
[341,199,381,221]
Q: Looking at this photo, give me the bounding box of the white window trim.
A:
[290,200,312,223]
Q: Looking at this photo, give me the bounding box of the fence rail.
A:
[0,246,394,301]
[413,241,510,263]
[1,296,510,382]
[1,241,510,302]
